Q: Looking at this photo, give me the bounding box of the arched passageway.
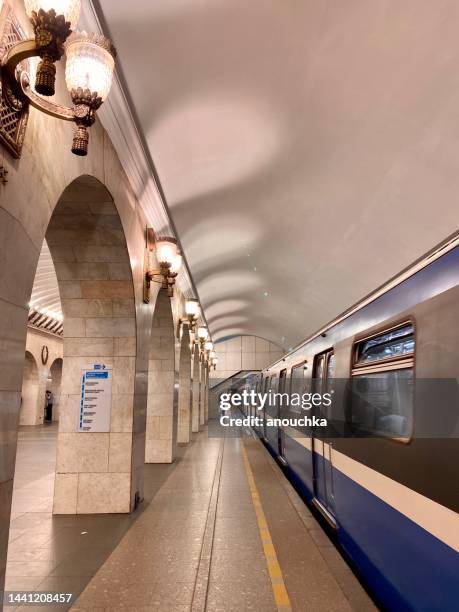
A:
[45,176,139,514]
[47,358,63,422]
[177,325,192,444]
[19,352,39,426]
[146,289,179,463]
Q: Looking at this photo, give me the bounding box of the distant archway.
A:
[19,352,39,426]
[146,289,179,462]
[177,325,192,444]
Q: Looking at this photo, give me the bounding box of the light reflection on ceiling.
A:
[94,2,459,347]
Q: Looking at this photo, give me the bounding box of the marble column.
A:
[49,177,137,515]
[200,362,207,426]
[146,289,178,463]
[191,347,201,433]
[177,325,192,444]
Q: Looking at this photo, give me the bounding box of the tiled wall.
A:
[210,335,284,382]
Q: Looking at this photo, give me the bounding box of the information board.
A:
[79,364,113,432]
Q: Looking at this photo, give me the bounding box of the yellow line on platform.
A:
[241,441,292,612]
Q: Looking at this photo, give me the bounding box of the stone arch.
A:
[177,325,192,444]
[146,289,179,463]
[45,175,139,514]
[191,347,201,433]
[0,91,149,591]
[47,358,63,422]
[19,352,39,426]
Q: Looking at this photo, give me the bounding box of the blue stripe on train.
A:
[277,434,459,612]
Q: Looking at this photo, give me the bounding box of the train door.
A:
[312,350,336,525]
[278,369,288,463]
[264,375,279,451]
[252,375,264,437]
[261,375,270,439]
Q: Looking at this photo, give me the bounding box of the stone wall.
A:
[210,335,284,382]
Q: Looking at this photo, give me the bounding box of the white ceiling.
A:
[97,0,459,349]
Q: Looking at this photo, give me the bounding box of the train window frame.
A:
[289,360,308,416]
[352,321,414,374]
[350,319,415,444]
[313,349,335,385]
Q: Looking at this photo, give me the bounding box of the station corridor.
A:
[5,425,375,611]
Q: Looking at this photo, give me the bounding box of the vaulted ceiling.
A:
[94,0,459,349]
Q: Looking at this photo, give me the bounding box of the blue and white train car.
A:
[248,235,459,611]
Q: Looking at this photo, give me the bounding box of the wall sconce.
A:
[195,326,208,356]
[1,1,116,156]
[181,298,200,332]
[144,228,182,302]
[197,326,208,342]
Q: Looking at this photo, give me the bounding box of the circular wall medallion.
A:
[41,345,49,365]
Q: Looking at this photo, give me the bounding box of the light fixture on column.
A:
[181,298,200,332]
[24,0,81,96]
[196,326,208,355]
[1,1,116,156]
[144,229,182,302]
[203,340,213,361]
[197,326,208,342]
[210,357,218,371]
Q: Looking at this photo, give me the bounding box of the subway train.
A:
[243,235,459,611]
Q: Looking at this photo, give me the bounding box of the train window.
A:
[291,362,307,388]
[351,322,415,441]
[326,353,335,379]
[355,322,414,366]
[290,362,307,415]
[314,350,334,385]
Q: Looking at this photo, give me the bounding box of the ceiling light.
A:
[1,1,115,156]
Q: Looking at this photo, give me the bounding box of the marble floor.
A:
[5,426,376,611]
[5,426,179,608]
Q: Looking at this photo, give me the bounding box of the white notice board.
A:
[79,364,113,432]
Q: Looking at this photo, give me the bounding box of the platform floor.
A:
[6,426,376,611]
